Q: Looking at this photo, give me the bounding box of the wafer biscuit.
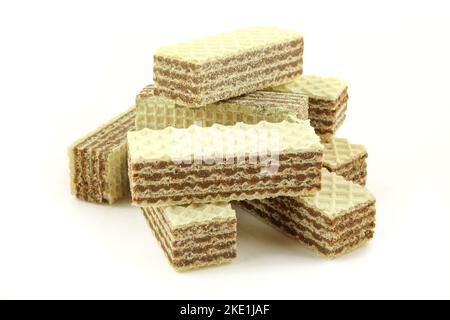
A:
[323,138,368,185]
[128,120,323,207]
[142,203,237,271]
[154,27,304,107]
[69,107,135,204]
[238,169,375,258]
[135,85,308,130]
[272,75,348,142]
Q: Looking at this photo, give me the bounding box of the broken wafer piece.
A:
[68,107,135,204]
[135,84,308,130]
[153,27,304,107]
[142,203,237,271]
[323,137,368,185]
[238,169,376,258]
[127,120,323,207]
[271,75,348,142]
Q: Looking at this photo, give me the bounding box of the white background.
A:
[0,0,449,300]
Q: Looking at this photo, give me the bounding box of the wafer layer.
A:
[135,85,308,130]
[238,169,376,258]
[323,138,368,185]
[69,107,136,204]
[154,27,304,107]
[271,75,348,142]
[128,121,323,206]
[142,203,237,271]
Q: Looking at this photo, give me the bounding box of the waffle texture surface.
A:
[272,75,348,101]
[135,85,308,130]
[302,169,374,218]
[155,27,303,63]
[128,120,321,163]
[323,137,368,185]
[323,138,367,167]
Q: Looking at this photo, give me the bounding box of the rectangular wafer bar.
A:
[128,120,323,207]
[68,107,135,204]
[238,169,376,258]
[142,203,237,271]
[323,137,368,185]
[135,84,308,130]
[153,27,304,107]
[271,75,348,142]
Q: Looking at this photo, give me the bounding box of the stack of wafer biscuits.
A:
[68,27,376,271]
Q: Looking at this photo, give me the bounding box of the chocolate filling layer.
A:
[171,241,237,258]
[254,198,376,234]
[172,252,237,269]
[132,173,320,193]
[154,70,303,105]
[154,50,303,84]
[132,162,321,180]
[309,104,347,127]
[308,89,349,107]
[134,184,321,205]
[278,196,376,226]
[155,60,302,94]
[171,233,238,248]
[307,95,349,117]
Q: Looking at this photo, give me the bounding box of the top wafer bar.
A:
[135,85,308,130]
[153,27,304,107]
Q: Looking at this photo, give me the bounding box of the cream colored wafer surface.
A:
[272,75,347,101]
[127,120,322,163]
[161,203,236,229]
[301,169,375,218]
[155,27,302,64]
[323,137,367,168]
